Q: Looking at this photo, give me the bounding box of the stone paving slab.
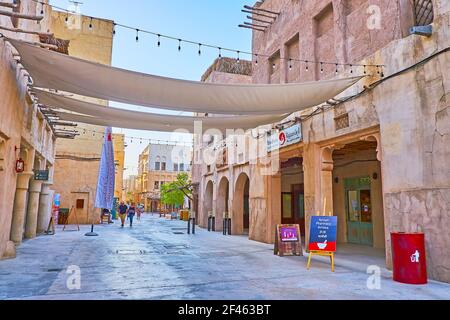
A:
[0,214,449,300]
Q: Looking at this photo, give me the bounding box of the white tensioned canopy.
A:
[8,38,363,118]
[34,89,287,132]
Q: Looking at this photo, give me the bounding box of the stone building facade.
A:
[193,0,450,282]
[136,144,192,211]
[50,11,114,225]
[0,0,56,260]
[113,133,125,202]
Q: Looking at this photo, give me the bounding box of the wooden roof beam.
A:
[238,24,265,32]
[0,25,53,37]
[0,9,44,21]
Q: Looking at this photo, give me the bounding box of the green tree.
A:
[160,172,192,208]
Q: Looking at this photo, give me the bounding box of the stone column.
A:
[10,172,34,245]
[320,147,334,216]
[24,179,43,239]
[303,144,322,248]
[37,183,53,234]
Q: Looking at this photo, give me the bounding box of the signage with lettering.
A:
[34,170,49,181]
[309,216,337,252]
[267,123,302,153]
[274,224,303,257]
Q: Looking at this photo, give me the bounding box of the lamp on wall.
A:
[14,146,25,173]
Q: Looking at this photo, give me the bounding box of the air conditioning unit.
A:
[410,25,433,37]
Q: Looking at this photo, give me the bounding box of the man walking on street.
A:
[118,201,128,228]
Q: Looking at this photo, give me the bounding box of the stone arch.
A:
[215,176,229,231]
[232,172,250,236]
[203,180,214,227]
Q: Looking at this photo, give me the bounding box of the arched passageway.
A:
[216,177,229,231]
[232,173,250,235]
[203,181,213,227]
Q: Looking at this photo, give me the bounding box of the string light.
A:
[74,128,193,147]
[289,59,292,71]
[335,63,338,74]
[320,62,324,73]
[30,0,383,74]
[40,2,44,15]
[113,24,116,36]
[350,64,353,74]
[364,65,367,75]
[136,29,139,42]
[198,43,202,56]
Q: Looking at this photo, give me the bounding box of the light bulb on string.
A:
[218,47,222,59]
[335,63,338,74]
[236,51,240,63]
[350,64,353,74]
[198,43,202,56]
[178,39,182,51]
[89,17,93,30]
[136,29,139,42]
[364,65,367,75]
[157,34,161,47]
[113,24,116,36]
[40,2,44,15]
[255,54,258,65]
[320,62,324,74]
[289,59,292,71]
[65,13,69,23]
[305,60,309,71]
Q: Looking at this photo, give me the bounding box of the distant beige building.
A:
[113,134,126,202]
[136,144,192,211]
[51,11,114,224]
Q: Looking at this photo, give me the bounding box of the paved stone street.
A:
[0,214,449,300]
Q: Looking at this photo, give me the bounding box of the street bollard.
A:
[212,217,216,232]
[228,218,232,235]
[187,217,191,234]
[187,214,196,235]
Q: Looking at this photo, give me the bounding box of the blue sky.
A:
[50,0,252,176]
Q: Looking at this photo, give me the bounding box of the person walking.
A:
[118,201,128,228]
[127,202,137,228]
[136,203,143,222]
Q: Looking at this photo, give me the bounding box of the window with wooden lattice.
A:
[335,114,350,131]
[413,0,434,26]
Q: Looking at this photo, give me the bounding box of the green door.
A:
[345,177,373,246]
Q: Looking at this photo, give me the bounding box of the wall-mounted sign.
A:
[309,216,337,252]
[15,158,25,173]
[267,123,302,153]
[274,224,303,257]
[34,170,49,181]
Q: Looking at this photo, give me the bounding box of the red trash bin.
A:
[391,232,427,285]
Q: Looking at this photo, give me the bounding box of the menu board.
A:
[309,216,337,252]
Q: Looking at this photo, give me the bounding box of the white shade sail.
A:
[35,90,287,132]
[8,38,363,115]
